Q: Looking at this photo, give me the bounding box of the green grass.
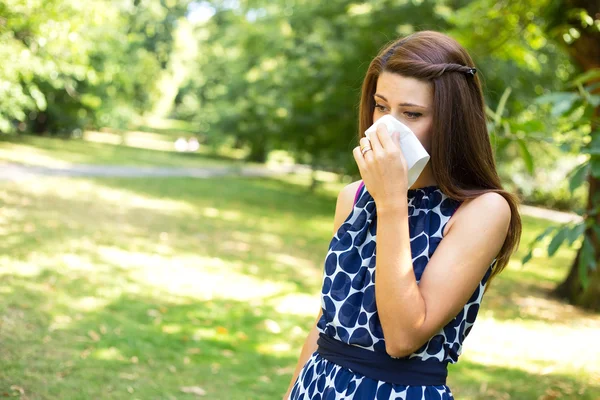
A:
[0,132,256,169]
[1,172,599,399]
[132,117,200,139]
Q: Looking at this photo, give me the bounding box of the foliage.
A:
[2,0,600,301]
[520,68,600,289]
[0,0,191,135]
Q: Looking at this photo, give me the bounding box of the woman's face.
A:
[372,71,434,151]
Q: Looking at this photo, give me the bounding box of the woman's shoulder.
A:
[338,180,363,204]
[331,180,363,234]
[444,191,510,237]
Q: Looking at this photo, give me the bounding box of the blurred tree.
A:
[446,0,574,189]
[0,0,191,135]
[543,0,600,310]
[178,0,575,190]
[178,1,452,169]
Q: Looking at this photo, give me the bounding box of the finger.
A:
[376,123,395,150]
[370,125,384,154]
[391,131,400,149]
[353,145,367,173]
[359,137,375,162]
[359,137,372,151]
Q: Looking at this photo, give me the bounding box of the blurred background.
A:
[1,0,599,399]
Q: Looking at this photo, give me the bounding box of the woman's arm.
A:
[375,192,511,358]
[283,180,362,399]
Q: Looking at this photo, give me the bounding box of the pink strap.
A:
[354,181,365,205]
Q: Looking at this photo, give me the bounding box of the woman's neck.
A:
[409,165,437,189]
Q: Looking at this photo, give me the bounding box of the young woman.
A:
[283,30,522,400]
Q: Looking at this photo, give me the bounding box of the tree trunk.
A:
[246,136,268,163]
[232,136,245,149]
[32,112,48,134]
[551,0,600,310]
[553,175,600,311]
[309,164,319,193]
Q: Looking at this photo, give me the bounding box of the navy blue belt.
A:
[316,333,448,386]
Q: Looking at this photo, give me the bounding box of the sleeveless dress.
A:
[289,183,496,400]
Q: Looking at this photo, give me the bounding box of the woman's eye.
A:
[374,103,422,119]
[404,112,422,119]
[374,103,387,112]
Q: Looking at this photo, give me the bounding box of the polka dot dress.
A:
[289,184,496,400]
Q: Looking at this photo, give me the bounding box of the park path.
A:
[0,162,305,180]
[0,162,581,224]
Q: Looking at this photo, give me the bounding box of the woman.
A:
[284,30,522,400]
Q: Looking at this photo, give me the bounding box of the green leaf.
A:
[535,92,580,117]
[533,226,557,243]
[28,85,47,111]
[521,250,533,266]
[494,87,512,126]
[582,133,600,155]
[521,226,557,268]
[585,82,600,93]
[547,226,570,256]
[516,138,534,175]
[553,97,582,117]
[496,137,511,154]
[485,105,497,121]
[534,92,573,105]
[570,68,600,87]
[567,162,589,192]
[588,94,600,107]
[567,222,585,246]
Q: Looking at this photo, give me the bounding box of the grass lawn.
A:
[1,172,599,399]
[0,130,286,170]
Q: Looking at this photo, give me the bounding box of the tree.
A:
[544,1,600,310]
[178,0,576,191]
[0,0,192,135]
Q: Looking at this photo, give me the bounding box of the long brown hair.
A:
[358,30,522,290]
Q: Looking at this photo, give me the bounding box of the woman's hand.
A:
[352,124,409,211]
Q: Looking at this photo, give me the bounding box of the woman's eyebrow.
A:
[374,93,427,109]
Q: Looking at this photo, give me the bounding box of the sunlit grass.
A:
[0,132,252,169]
[0,132,307,182]
[0,176,331,398]
[0,174,599,399]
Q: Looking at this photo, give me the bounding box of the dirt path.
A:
[0,162,581,224]
[0,162,303,180]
